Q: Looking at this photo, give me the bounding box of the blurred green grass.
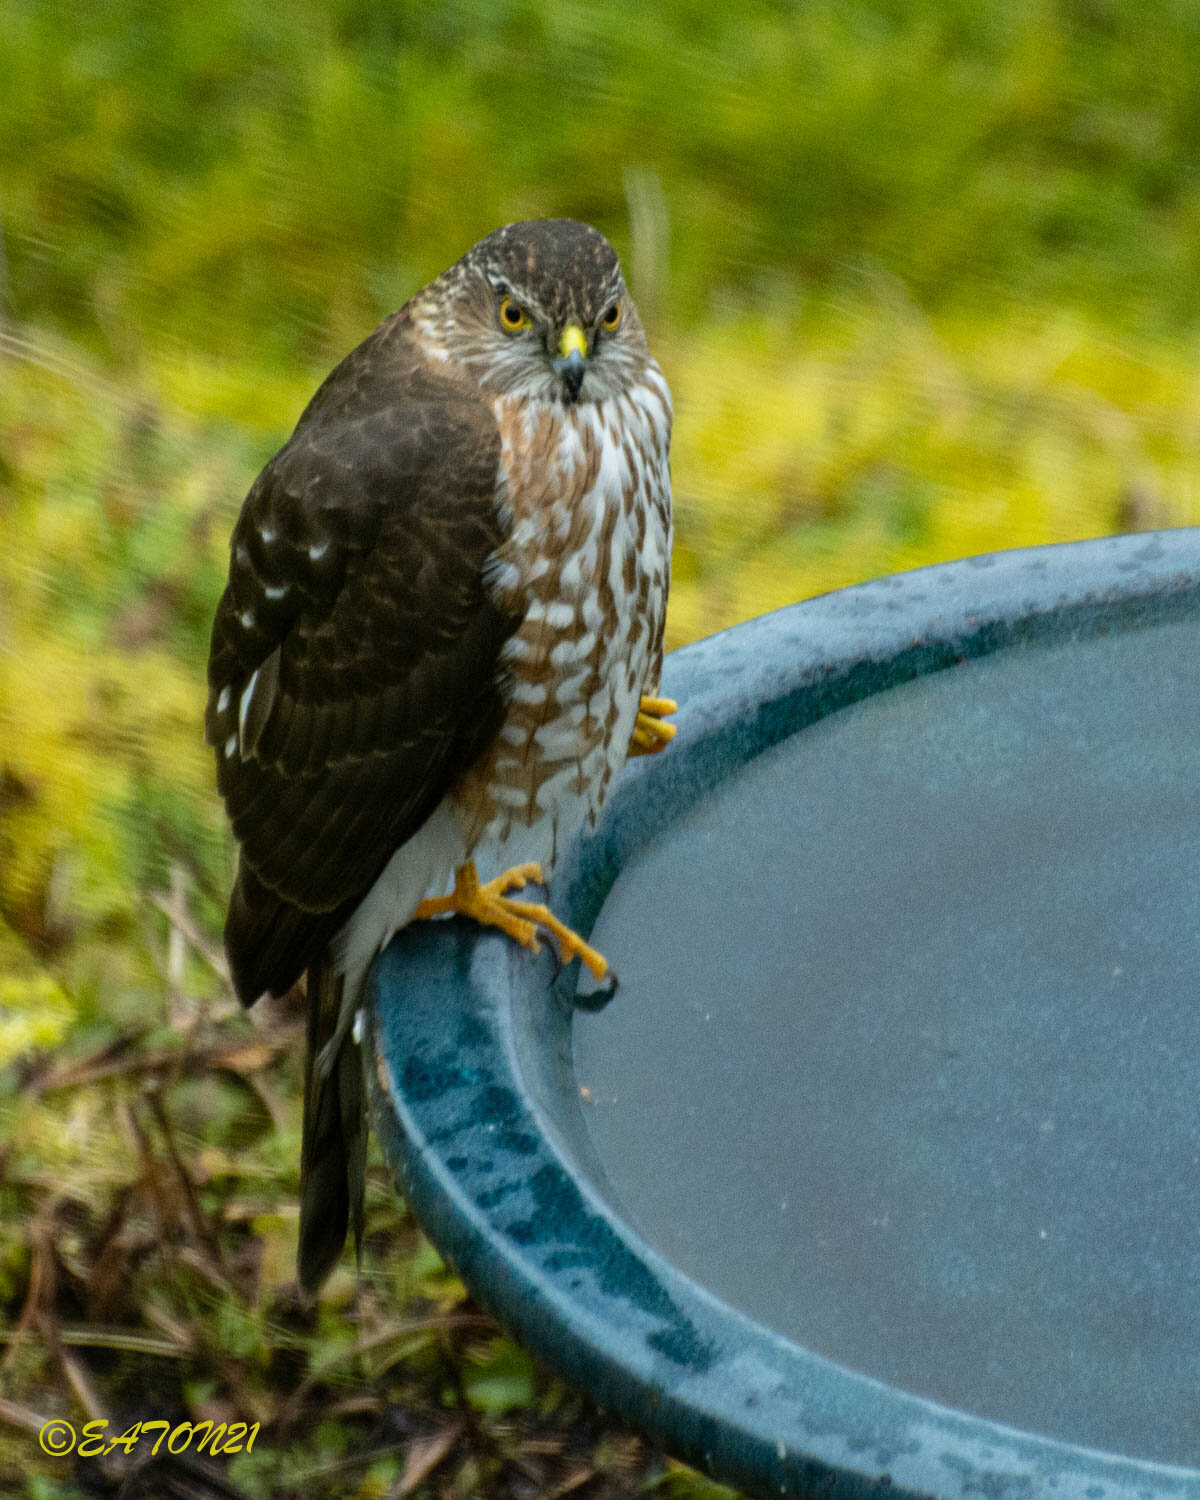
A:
[2,2,1199,1496]
[8,0,1200,361]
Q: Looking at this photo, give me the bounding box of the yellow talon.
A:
[413,861,609,980]
[629,694,678,756]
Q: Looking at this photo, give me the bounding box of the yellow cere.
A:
[558,324,588,359]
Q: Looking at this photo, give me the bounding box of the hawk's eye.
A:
[599,302,622,331]
[499,296,531,332]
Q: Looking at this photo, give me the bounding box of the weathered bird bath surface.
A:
[369,531,1200,1500]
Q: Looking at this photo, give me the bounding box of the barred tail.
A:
[298,959,366,1298]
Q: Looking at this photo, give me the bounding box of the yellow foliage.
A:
[3,296,1199,1019]
[662,300,1200,647]
[0,971,72,1066]
[0,335,232,962]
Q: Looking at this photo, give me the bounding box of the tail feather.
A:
[298,959,366,1298]
[340,1025,368,1263]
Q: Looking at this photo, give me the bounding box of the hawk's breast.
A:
[450,365,672,871]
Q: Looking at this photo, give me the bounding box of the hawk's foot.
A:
[414,861,610,981]
[629,694,678,756]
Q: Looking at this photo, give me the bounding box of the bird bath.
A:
[369,531,1200,1500]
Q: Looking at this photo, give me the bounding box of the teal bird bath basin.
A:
[369,530,1200,1499]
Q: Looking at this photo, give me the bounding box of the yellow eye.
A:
[600,302,622,331]
[499,296,531,332]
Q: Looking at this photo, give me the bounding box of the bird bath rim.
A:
[368,529,1200,1500]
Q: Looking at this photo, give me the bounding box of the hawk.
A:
[205,220,674,1294]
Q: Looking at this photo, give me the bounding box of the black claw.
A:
[572,967,619,1012]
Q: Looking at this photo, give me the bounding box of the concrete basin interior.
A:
[574,615,1200,1467]
[371,532,1200,1499]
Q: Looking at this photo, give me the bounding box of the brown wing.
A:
[206,349,519,1005]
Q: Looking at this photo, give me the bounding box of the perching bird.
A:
[205,219,675,1295]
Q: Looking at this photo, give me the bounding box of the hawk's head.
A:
[417,219,652,405]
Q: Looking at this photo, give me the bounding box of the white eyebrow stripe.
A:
[238,669,260,742]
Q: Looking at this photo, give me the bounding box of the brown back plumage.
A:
[205,314,522,1300]
[206,320,521,1003]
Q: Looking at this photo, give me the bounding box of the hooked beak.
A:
[552,324,588,401]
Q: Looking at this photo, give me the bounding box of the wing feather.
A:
[206,346,518,1004]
